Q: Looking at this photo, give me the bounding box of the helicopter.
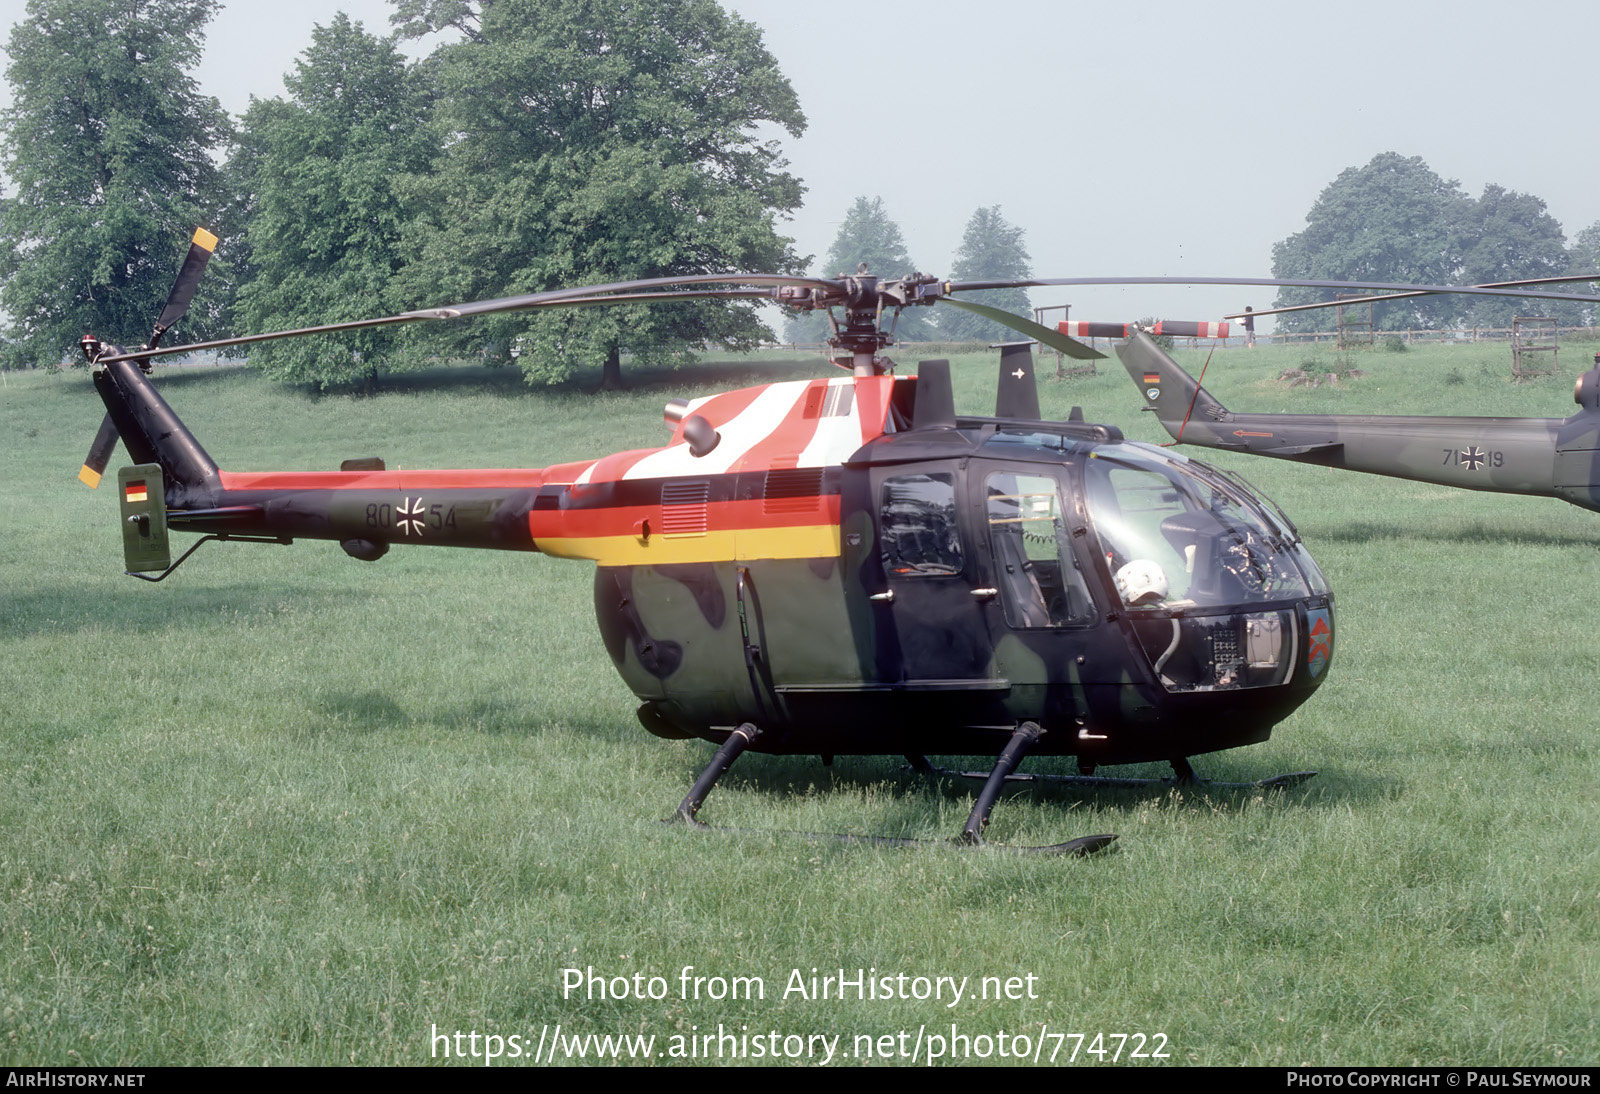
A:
[1097,299,1600,515]
[78,234,1600,854]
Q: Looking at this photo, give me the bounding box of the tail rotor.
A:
[79,414,121,488]
[78,228,218,488]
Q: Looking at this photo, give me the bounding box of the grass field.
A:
[1,341,1596,1066]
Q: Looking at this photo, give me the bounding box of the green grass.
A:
[1,346,1596,1066]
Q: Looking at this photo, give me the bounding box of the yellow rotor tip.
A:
[192,227,218,252]
[78,465,102,489]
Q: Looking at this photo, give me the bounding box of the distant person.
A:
[1243,305,1256,348]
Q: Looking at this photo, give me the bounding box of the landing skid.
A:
[668,722,1117,856]
[908,754,1317,792]
[669,825,1116,857]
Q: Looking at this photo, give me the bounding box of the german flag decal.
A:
[124,480,148,503]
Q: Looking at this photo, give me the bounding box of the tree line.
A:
[0,0,807,387]
[8,3,1580,385]
[0,0,1036,387]
[1271,152,1600,332]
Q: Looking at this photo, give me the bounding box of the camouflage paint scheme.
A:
[93,351,1335,769]
[1117,332,1600,513]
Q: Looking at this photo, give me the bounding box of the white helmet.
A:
[1115,559,1169,606]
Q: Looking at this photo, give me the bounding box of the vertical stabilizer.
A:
[91,357,221,505]
[913,359,957,430]
[995,342,1040,420]
[1116,331,1229,440]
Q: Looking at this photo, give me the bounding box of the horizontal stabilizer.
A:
[1271,442,1345,459]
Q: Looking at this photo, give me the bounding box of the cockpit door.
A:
[975,466,1100,633]
[873,464,995,685]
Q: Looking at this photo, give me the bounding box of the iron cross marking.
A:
[397,496,426,535]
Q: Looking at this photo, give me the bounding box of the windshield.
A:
[1083,443,1313,610]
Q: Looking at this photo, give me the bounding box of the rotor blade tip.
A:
[78,465,102,489]
[192,227,218,252]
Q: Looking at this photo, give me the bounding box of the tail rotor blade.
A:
[80,413,119,488]
[149,227,218,347]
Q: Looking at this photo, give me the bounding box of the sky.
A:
[3,0,1599,330]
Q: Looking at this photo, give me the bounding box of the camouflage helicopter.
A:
[79,234,1600,853]
[1096,292,1600,515]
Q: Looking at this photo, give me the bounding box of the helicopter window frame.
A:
[878,472,965,578]
[982,470,1097,629]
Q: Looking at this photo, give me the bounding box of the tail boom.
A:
[93,357,221,504]
[1117,331,1600,513]
[89,355,553,557]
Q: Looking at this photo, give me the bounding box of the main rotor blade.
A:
[498,288,777,308]
[938,298,1104,360]
[107,268,1600,368]
[410,273,836,320]
[79,413,119,488]
[100,272,839,365]
[947,276,1600,304]
[149,228,218,347]
[1220,273,1600,321]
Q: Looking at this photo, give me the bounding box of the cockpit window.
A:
[985,472,1096,627]
[1088,463,1195,601]
[880,473,964,576]
[1084,444,1312,609]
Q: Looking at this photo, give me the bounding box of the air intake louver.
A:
[661,481,710,536]
[763,468,824,515]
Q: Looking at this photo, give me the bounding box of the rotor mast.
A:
[835,267,889,375]
[776,264,944,376]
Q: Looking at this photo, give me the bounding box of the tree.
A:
[782,196,935,344]
[1556,220,1600,328]
[1454,184,1572,329]
[0,0,231,366]
[939,205,1032,343]
[1270,153,1472,332]
[1569,220,1600,275]
[228,15,433,387]
[818,195,918,279]
[389,0,806,387]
